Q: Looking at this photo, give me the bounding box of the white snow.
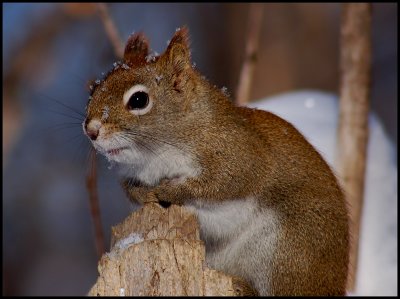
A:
[105,232,144,260]
[145,53,156,63]
[119,288,125,296]
[114,232,144,250]
[101,106,110,122]
[155,75,163,84]
[221,86,229,96]
[248,90,397,296]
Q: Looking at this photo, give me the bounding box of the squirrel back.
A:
[237,107,349,295]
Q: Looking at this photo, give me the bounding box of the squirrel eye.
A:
[127,91,149,110]
[123,84,153,115]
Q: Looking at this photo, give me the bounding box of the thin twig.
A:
[86,149,105,258]
[96,3,124,59]
[335,3,371,292]
[235,3,264,106]
[86,2,124,258]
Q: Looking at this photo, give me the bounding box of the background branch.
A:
[86,149,105,258]
[235,3,264,106]
[335,3,372,292]
[96,3,124,59]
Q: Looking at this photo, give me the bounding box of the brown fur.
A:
[124,32,149,67]
[84,27,349,295]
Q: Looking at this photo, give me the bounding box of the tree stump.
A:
[88,203,236,296]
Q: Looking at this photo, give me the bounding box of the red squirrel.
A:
[83,27,349,295]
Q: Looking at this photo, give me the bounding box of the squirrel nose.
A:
[87,129,99,141]
[84,119,102,141]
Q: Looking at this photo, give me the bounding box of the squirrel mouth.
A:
[107,147,129,156]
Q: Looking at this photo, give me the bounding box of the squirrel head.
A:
[83,27,216,167]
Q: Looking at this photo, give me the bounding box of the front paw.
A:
[152,179,184,206]
[122,179,158,205]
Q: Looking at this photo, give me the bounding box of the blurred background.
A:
[2,3,397,295]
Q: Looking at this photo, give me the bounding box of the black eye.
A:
[127,91,149,110]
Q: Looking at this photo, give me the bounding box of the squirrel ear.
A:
[124,33,149,66]
[164,27,191,74]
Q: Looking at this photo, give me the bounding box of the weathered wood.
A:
[88,203,236,296]
[336,3,371,292]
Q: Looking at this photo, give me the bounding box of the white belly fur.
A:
[117,144,200,186]
[186,197,280,295]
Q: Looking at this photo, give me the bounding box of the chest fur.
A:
[118,145,200,186]
[186,197,279,294]
[186,198,259,244]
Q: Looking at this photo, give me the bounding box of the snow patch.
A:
[119,288,125,296]
[101,106,110,121]
[155,75,163,84]
[145,53,157,63]
[104,232,144,260]
[121,63,130,70]
[114,232,144,250]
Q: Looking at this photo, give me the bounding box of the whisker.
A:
[38,122,83,137]
[38,92,86,118]
[71,138,91,166]
[121,130,184,151]
[53,122,83,126]
[61,133,86,147]
[118,133,171,173]
[68,70,90,87]
[84,144,95,169]
[45,122,82,130]
[119,134,156,158]
[45,108,85,122]
[119,132,154,154]
[48,123,82,131]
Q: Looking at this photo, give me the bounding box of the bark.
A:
[88,203,236,296]
[336,3,371,292]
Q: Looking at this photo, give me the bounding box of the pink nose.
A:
[84,119,102,141]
